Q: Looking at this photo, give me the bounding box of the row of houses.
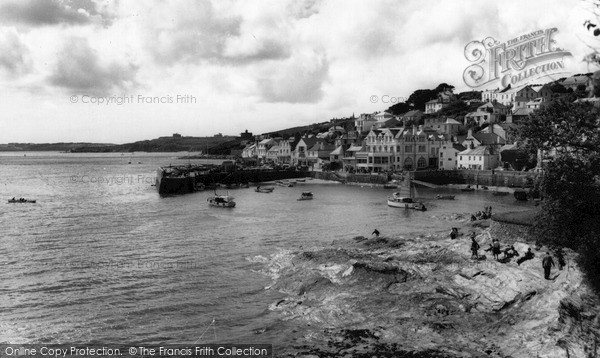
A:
[242,121,511,172]
[241,76,594,172]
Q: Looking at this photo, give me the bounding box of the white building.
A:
[457,145,499,170]
[439,143,467,170]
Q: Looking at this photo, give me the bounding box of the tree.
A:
[515,100,600,291]
[407,89,436,111]
[386,102,412,115]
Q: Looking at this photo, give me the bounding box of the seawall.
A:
[414,169,539,188]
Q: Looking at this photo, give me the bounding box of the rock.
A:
[263,229,596,358]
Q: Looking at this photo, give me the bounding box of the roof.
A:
[382,118,402,128]
[562,75,590,86]
[330,146,343,155]
[402,110,424,117]
[298,137,319,148]
[259,138,273,145]
[473,132,505,145]
[466,111,490,117]
[452,143,467,152]
[347,144,364,152]
[459,146,494,156]
[308,143,336,152]
[512,108,532,116]
[444,118,462,125]
[478,101,508,109]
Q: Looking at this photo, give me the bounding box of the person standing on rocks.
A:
[372,229,380,238]
[492,239,501,261]
[542,252,555,280]
[470,235,480,259]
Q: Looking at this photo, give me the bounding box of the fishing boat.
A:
[255,186,274,193]
[207,192,236,207]
[296,179,306,182]
[387,174,426,211]
[297,191,313,201]
[461,185,475,192]
[492,190,510,196]
[436,194,455,200]
[8,198,36,203]
[276,180,295,187]
[383,183,398,189]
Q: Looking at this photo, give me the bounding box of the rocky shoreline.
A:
[262,218,599,358]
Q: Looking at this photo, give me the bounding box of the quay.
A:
[157,166,540,195]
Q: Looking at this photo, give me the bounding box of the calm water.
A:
[0,152,532,348]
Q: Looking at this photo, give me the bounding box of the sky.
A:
[0,0,598,144]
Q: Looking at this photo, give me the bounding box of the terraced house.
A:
[362,126,448,172]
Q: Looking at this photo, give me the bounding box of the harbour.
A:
[0,152,533,348]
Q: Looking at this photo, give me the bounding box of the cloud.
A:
[139,0,241,65]
[0,27,32,76]
[287,0,322,19]
[258,50,329,103]
[48,37,137,95]
[0,0,103,25]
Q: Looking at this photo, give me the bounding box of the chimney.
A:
[467,129,473,138]
[412,125,416,135]
[418,125,423,132]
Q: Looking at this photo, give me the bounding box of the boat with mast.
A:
[387,173,426,211]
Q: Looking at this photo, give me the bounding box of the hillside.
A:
[1,135,243,154]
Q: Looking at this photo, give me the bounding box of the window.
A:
[417,157,427,168]
[448,158,452,161]
[404,157,413,170]
[405,146,412,153]
[418,145,426,153]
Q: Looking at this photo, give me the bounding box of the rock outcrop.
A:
[260,225,600,357]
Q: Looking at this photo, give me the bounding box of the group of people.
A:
[11,197,26,202]
[471,206,493,221]
[469,233,567,280]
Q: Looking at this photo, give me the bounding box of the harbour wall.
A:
[195,170,310,185]
[413,170,540,188]
[311,171,389,185]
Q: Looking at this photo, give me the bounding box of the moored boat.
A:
[383,183,398,189]
[297,191,314,200]
[276,180,295,187]
[461,185,475,192]
[387,195,426,211]
[207,192,236,207]
[255,186,274,193]
[436,194,455,200]
[492,191,510,196]
[387,174,426,211]
[8,198,36,203]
